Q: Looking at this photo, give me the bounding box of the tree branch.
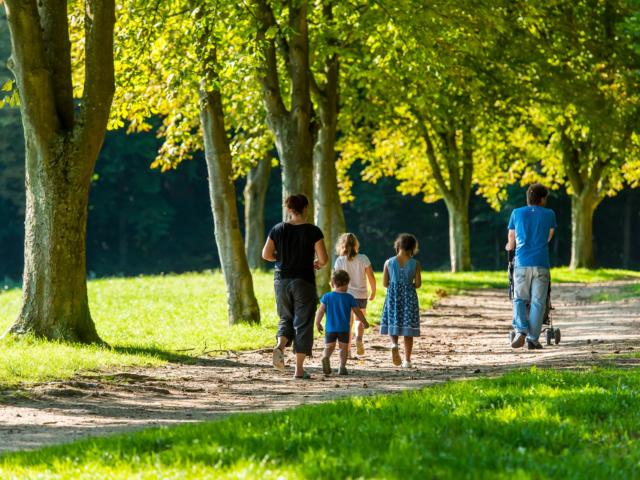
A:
[254,0,287,122]
[38,0,74,129]
[412,108,452,200]
[78,0,116,152]
[560,129,585,195]
[287,0,311,120]
[3,0,60,139]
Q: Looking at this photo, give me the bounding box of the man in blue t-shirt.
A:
[315,270,369,376]
[506,183,557,350]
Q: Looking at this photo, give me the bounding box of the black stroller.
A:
[508,250,561,346]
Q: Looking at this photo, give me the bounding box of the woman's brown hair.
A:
[394,233,419,256]
[335,233,359,260]
[284,194,309,215]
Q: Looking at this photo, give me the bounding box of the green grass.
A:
[1,365,639,479]
[590,283,640,302]
[1,268,638,387]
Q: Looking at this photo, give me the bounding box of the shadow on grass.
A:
[2,366,639,478]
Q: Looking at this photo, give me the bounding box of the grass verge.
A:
[0,268,638,386]
[1,365,639,478]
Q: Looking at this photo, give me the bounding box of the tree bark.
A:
[254,0,315,220]
[560,131,606,270]
[444,199,472,273]
[570,193,599,269]
[416,115,473,272]
[200,87,261,325]
[312,36,345,295]
[244,157,272,270]
[622,190,632,269]
[3,0,115,342]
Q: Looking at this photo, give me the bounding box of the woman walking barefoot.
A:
[262,194,328,379]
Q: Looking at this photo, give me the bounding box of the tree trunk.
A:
[313,104,344,294]
[622,190,632,269]
[254,0,314,221]
[444,199,472,272]
[570,193,599,269]
[8,139,101,342]
[200,90,261,325]
[244,157,272,270]
[3,0,115,342]
[274,122,315,220]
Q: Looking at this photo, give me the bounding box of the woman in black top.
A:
[262,194,328,379]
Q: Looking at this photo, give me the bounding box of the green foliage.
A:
[3,366,640,478]
[111,0,272,174]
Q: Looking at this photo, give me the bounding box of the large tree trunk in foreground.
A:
[570,193,600,269]
[3,0,114,342]
[255,0,315,221]
[10,142,100,342]
[444,199,472,273]
[200,89,261,325]
[244,157,272,270]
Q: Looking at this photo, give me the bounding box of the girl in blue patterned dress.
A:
[380,234,421,368]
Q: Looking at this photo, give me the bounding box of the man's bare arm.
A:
[548,228,555,242]
[505,229,516,251]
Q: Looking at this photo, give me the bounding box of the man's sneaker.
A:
[402,360,413,369]
[391,345,402,366]
[321,356,331,375]
[356,340,365,356]
[272,347,285,371]
[527,340,543,350]
[511,332,526,348]
[338,367,348,376]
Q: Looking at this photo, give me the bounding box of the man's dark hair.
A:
[332,269,350,287]
[527,183,549,206]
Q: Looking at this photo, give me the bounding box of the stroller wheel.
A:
[509,330,515,343]
[554,328,561,345]
[545,329,553,346]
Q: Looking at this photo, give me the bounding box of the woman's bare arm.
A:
[262,237,277,262]
[314,239,328,269]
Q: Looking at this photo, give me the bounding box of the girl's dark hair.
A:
[336,233,359,260]
[284,194,309,215]
[394,233,419,256]
[527,183,549,206]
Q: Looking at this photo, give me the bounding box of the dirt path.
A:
[1,281,639,453]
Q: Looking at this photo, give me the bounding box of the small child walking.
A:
[334,233,376,357]
[380,233,421,368]
[315,270,369,376]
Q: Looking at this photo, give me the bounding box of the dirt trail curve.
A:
[1,281,639,453]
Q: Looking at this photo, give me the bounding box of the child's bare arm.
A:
[414,261,422,289]
[382,260,390,288]
[352,307,369,329]
[365,265,377,301]
[315,304,326,333]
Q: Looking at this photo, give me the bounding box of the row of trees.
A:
[1,0,639,342]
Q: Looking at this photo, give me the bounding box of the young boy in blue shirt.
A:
[315,270,369,376]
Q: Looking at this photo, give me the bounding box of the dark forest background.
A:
[1,16,638,284]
